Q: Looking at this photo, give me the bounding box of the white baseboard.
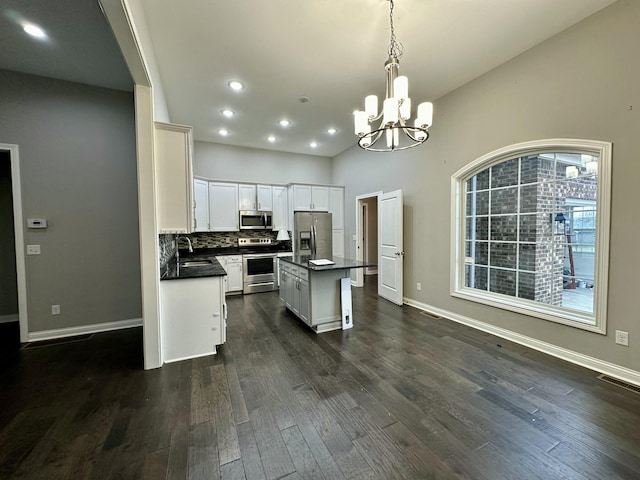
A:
[403,297,640,388]
[0,314,19,324]
[27,318,143,342]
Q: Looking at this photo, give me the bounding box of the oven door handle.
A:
[243,253,277,259]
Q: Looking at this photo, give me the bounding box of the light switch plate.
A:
[27,245,41,255]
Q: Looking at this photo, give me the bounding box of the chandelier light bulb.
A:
[383,98,398,125]
[354,111,368,135]
[417,102,433,127]
[365,95,379,118]
[393,76,408,100]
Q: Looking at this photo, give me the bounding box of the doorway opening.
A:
[355,191,382,288]
[1,144,28,343]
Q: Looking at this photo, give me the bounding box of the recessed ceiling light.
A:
[228,81,244,91]
[218,129,229,136]
[310,142,318,148]
[278,119,291,127]
[221,109,235,118]
[267,135,277,143]
[327,128,337,135]
[23,24,46,38]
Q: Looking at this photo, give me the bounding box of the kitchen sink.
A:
[179,260,212,267]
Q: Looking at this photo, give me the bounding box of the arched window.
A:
[451,139,611,333]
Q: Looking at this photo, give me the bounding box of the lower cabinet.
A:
[215,255,243,294]
[161,276,226,363]
[280,264,310,324]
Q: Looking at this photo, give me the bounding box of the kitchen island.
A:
[279,255,375,333]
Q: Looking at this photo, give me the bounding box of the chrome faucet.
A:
[175,235,193,263]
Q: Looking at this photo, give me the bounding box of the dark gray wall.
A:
[332,0,639,371]
[0,69,142,332]
[0,151,18,318]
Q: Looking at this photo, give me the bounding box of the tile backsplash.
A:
[159,234,176,267]
[184,231,283,249]
[158,231,293,267]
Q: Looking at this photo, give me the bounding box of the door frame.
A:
[354,191,382,287]
[1,143,28,342]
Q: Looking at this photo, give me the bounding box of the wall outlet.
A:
[615,330,629,346]
[51,304,60,315]
[27,245,41,255]
[416,282,422,291]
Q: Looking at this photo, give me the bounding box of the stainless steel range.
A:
[240,238,278,294]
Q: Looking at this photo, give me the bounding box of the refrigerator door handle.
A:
[311,224,317,256]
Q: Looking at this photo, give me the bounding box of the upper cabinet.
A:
[193,178,209,232]
[239,184,273,211]
[290,184,329,211]
[272,185,288,231]
[209,182,239,231]
[155,122,194,233]
[329,187,344,229]
[257,185,273,211]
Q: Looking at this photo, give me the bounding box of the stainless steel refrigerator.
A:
[294,211,332,258]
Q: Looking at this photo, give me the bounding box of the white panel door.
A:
[378,190,403,305]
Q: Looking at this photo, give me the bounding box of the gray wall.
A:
[332,0,639,371]
[0,152,18,318]
[194,141,332,185]
[0,69,142,332]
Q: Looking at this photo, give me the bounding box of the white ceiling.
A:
[1,0,617,158]
[0,0,132,91]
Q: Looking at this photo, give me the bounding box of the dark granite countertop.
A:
[161,254,226,280]
[280,255,376,272]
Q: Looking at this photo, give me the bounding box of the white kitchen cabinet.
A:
[280,262,310,323]
[161,275,226,363]
[290,184,329,212]
[276,251,293,287]
[209,182,239,231]
[238,184,257,210]
[193,178,209,232]
[272,185,288,231]
[297,276,310,323]
[332,229,345,257]
[216,255,243,293]
[155,122,194,234]
[329,187,344,229]
[257,184,273,211]
[239,184,273,211]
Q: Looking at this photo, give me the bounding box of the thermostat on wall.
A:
[27,218,47,229]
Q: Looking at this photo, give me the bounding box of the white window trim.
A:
[450,139,612,334]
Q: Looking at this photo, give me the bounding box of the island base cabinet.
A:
[280,264,345,333]
[161,276,226,363]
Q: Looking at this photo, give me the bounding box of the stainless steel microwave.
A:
[239,210,273,230]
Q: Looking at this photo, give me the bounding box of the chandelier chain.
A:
[387,0,403,59]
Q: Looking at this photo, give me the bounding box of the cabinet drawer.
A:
[298,268,309,281]
[227,255,242,264]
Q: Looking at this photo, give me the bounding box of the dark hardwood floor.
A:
[2,278,640,479]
